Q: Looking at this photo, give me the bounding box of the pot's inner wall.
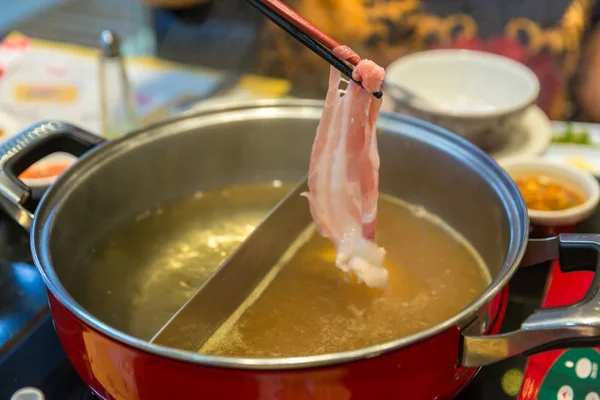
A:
[43,108,511,339]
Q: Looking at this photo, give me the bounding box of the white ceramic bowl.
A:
[499,157,600,227]
[384,49,540,146]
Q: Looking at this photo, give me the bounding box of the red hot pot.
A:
[1,99,599,400]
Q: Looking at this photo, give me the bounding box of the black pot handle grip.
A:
[462,233,600,367]
[0,121,104,231]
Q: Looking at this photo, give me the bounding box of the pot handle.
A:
[462,233,600,367]
[0,121,104,231]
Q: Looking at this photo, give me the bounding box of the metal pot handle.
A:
[462,233,600,367]
[0,121,104,231]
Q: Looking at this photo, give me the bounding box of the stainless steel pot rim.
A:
[30,98,529,370]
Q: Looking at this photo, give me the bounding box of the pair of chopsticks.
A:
[246,0,383,99]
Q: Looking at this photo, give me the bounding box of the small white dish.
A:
[10,387,45,400]
[499,157,600,227]
[382,102,552,162]
[541,121,600,177]
[384,49,540,144]
[488,106,552,162]
[543,145,600,176]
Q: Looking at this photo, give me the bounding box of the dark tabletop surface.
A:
[0,194,599,399]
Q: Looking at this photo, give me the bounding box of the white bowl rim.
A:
[384,49,541,119]
[499,156,600,226]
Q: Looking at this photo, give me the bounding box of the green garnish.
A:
[552,122,594,145]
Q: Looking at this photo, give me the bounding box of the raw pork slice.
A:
[302,46,388,290]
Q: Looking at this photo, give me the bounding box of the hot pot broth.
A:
[87,182,489,350]
[199,192,490,357]
[85,182,293,340]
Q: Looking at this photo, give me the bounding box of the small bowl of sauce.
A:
[18,153,76,199]
[500,157,600,235]
[514,175,585,212]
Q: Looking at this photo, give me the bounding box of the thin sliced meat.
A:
[302,46,388,290]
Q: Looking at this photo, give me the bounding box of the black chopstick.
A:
[246,0,383,99]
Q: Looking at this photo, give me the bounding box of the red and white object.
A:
[0,35,30,80]
[519,261,600,399]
